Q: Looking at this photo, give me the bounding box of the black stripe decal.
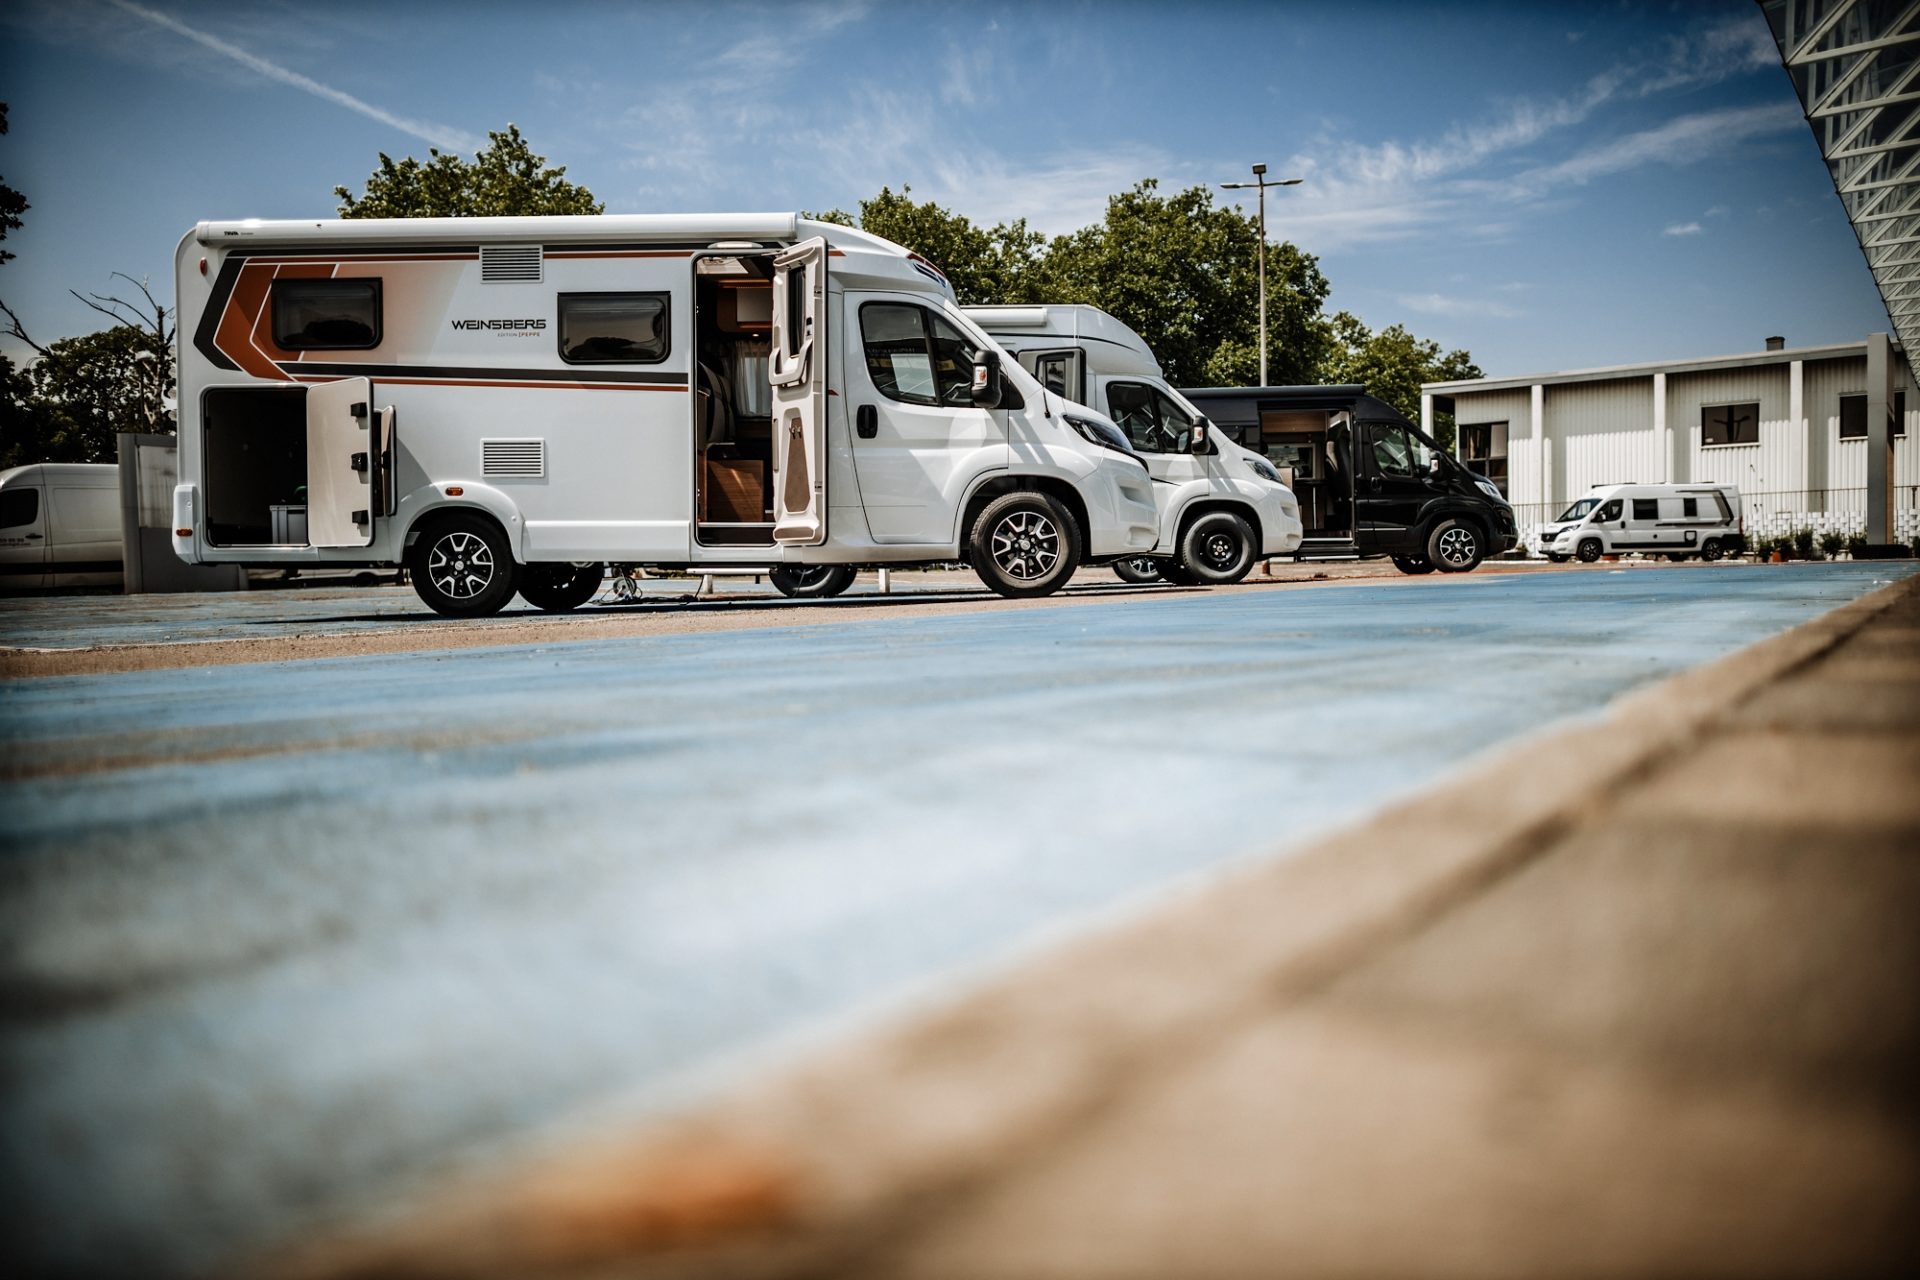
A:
[222,245,481,259]
[193,256,245,372]
[277,361,688,386]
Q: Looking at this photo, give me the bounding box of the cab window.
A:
[1594,499,1623,522]
[1108,381,1192,453]
[1557,497,1598,522]
[1366,422,1431,478]
[862,303,992,407]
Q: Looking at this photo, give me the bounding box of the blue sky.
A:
[0,0,1889,377]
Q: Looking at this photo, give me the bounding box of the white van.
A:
[171,214,1160,614]
[0,462,123,592]
[1541,483,1742,563]
[964,304,1303,584]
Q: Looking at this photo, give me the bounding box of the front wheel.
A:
[1180,511,1258,585]
[1427,518,1485,573]
[769,565,858,598]
[1576,537,1604,564]
[1700,539,1724,562]
[1392,555,1437,575]
[969,492,1082,598]
[518,562,604,612]
[1113,557,1163,584]
[408,514,520,617]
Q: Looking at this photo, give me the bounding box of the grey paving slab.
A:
[0,563,1911,1277]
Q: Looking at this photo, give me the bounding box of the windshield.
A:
[1557,497,1599,522]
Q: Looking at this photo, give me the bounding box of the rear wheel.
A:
[1113,557,1163,584]
[518,562,604,612]
[770,564,857,598]
[1180,511,1258,585]
[1427,518,1485,573]
[1701,539,1724,562]
[970,492,1082,598]
[1391,555,1437,575]
[1577,537,1603,563]
[407,513,519,617]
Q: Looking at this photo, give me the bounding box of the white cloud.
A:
[1516,102,1802,192]
[1665,221,1704,236]
[1397,293,1522,319]
[104,0,479,152]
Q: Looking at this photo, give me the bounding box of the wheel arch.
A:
[401,486,523,562]
[959,474,1091,552]
[1175,497,1263,549]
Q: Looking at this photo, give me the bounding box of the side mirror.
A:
[1188,419,1209,453]
[970,352,1004,410]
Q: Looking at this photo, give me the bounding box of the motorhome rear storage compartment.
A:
[204,387,306,546]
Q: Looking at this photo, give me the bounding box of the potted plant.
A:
[1819,530,1845,560]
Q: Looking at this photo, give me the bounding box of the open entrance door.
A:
[770,237,827,545]
[306,377,392,549]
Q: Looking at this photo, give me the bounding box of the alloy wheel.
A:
[427,530,495,599]
[1437,526,1477,568]
[991,509,1061,580]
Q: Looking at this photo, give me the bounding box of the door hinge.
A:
[350,452,369,473]
[352,509,369,525]
[350,401,369,420]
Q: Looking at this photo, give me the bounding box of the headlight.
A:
[1475,478,1505,502]
[1245,456,1281,484]
[1063,413,1145,466]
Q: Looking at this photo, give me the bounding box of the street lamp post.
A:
[1219,164,1301,388]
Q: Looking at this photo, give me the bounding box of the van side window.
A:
[928,313,982,406]
[272,279,381,350]
[1683,497,1698,518]
[558,293,670,364]
[1366,422,1430,477]
[862,303,938,405]
[1032,351,1081,400]
[0,487,38,528]
[1596,499,1623,522]
[1632,498,1659,521]
[1108,382,1190,453]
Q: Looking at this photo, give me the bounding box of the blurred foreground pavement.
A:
[282,575,1920,1279]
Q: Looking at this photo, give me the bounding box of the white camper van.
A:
[964,304,1303,584]
[1540,483,1743,563]
[0,462,123,592]
[171,215,1159,615]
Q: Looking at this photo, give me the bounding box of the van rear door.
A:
[47,482,123,586]
[0,481,49,590]
[306,377,381,549]
[771,237,827,545]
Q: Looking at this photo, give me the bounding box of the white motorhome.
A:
[1540,483,1743,563]
[0,462,123,592]
[964,304,1303,584]
[171,215,1160,615]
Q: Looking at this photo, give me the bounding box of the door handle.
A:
[857,404,878,439]
[24,532,43,540]
[1367,475,1382,492]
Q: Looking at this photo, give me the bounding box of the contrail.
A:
[106,0,482,153]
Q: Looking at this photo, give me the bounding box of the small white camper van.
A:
[964,304,1303,584]
[0,462,123,592]
[1540,483,1743,562]
[171,215,1159,614]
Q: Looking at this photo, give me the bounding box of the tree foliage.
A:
[1321,312,1481,446]
[3,325,171,467]
[335,125,602,219]
[811,187,1045,306]
[0,104,25,269]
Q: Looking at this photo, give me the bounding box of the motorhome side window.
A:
[1108,382,1191,452]
[1366,422,1430,477]
[860,303,981,407]
[271,279,380,350]
[1632,498,1659,520]
[558,293,670,364]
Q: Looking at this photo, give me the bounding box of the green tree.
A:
[335,125,603,218]
[0,103,25,268]
[810,187,1045,306]
[10,324,174,464]
[1320,311,1481,447]
[1035,181,1331,387]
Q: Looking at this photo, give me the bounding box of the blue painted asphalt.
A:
[0,563,1911,1276]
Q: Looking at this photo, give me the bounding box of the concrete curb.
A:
[263,573,1920,1280]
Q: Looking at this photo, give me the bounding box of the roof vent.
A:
[481,438,545,478]
[1765,335,1785,351]
[482,244,543,283]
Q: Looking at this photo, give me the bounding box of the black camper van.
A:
[1180,385,1517,573]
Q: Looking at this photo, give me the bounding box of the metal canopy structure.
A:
[1762,1,1920,353]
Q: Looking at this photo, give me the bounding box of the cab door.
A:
[771,237,827,545]
[1355,420,1434,554]
[1105,379,1205,487]
[306,377,384,549]
[0,482,49,589]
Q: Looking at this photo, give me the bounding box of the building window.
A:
[1459,421,1509,496]
[272,279,381,350]
[1838,391,1908,438]
[1701,402,1759,447]
[558,292,670,364]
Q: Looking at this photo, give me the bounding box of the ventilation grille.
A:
[481,244,543,283]
[481,438,546,478]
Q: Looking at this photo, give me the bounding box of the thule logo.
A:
[451,318,546,331]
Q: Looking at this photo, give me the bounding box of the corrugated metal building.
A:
[1421,336,1920,549]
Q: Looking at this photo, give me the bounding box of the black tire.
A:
[1113,557,1163,584]
[1391,555,1437,575]
[770,564,857,598]
[1158,559,1199,585]
[969,492,1082,598]
[1179,511,1257,585]
[1700,539,1724,562]
[1666,553,1690,563]
[1427,518,1485,573]
[1546,553,1570,564]
[1576,537,1603,564]
[407,513,519,617]
[518,562,604,612]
